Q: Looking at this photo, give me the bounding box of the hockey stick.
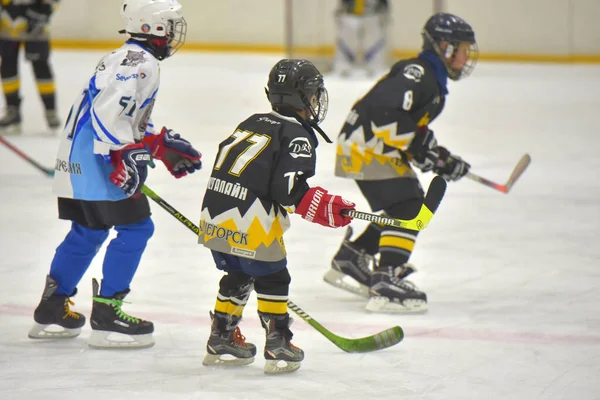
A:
[286,301,403,353]
[466,154,531,194]
[140,184,404,353]
[341,175,447,230]
[0,136,54,176]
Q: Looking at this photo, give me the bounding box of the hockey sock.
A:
[214,272,254,318]
[254,268,290,316]
[100,217,154,297]
[352,222,383,255]
[378,227,418,268]
[50,222,109,295]
[377,198,423,267]
[32,60,56,111]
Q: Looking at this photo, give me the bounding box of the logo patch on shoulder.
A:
[288,137,312,159]
[403,64,425,82]
[121,50,147,67]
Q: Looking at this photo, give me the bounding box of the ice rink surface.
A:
[0,50,599,400]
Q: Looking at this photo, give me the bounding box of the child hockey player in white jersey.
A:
[28,0,202,349]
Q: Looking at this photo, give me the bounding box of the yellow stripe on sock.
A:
[2,79,19,94]
[257,299,287,315]
[379,236,415,252]
[227,301,245,317]
[214,298,230,314]
[37,81,56,95]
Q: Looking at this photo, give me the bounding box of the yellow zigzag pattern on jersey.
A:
[336,124,411,176]
[199,198,290,254]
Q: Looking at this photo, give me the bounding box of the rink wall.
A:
[50,0,600,63]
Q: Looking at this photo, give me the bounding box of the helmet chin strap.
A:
[292,114,332,144]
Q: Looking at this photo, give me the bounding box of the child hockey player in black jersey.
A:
[328,13,478,313]
[0,0,61,134]
[198,59,356,374]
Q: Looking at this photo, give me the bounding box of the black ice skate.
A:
[259,313,304,374]
[202,311,257,367]
[366,264,428,313]
[0,106,21,135]
[28,275,85,339]
[88,278,154,349]
[324,226,374,298]
[45,110,61,130]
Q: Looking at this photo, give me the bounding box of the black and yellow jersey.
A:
[198,111,318,262]
[335,57,446,181]
[0,0,58,40]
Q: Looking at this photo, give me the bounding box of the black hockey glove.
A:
[434,147,470,181]
[407,127,439,172]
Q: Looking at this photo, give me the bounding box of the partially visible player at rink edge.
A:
[0,0,62,134]
[198,59,356,374]
[333,0,390,76]
[328,12,477,313]
[28,0,202,349]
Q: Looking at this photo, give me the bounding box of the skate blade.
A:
[28,323,81,339]
[365,296,428,314]
[88,330,155,349]
[323,268,369,298]
[202,353,255,367]
[264,359,301,374]
[0,125,22,136]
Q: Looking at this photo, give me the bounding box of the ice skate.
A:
[366,264,427,313]
[203,311,256,366]
[88,278,154,349]
[28,275,85,339]
[260,313,304,374]
[0,106,21,135]
[324,226,374,298]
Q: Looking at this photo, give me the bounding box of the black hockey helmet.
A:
[266,59,329,126]
[422,13,478,80]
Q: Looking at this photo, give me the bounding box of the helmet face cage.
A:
[167,17,187,57]
[454,41,478,80]
[305,86,328,125]
[423,29,479,81]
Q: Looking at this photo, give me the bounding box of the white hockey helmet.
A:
[120,0,187,60]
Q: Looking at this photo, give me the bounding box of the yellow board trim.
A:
[257,299,287,315]
[48,40,600,64]
[379,236,415,252]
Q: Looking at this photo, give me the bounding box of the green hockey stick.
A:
[141,184,404,353]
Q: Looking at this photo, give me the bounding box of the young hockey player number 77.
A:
[198,59,356,374]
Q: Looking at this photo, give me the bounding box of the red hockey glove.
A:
[295,186,355,228]
[142,127,202,178]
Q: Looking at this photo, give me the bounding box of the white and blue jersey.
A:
[53,41,161,201]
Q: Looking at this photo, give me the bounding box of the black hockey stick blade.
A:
[342,175,447,230]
